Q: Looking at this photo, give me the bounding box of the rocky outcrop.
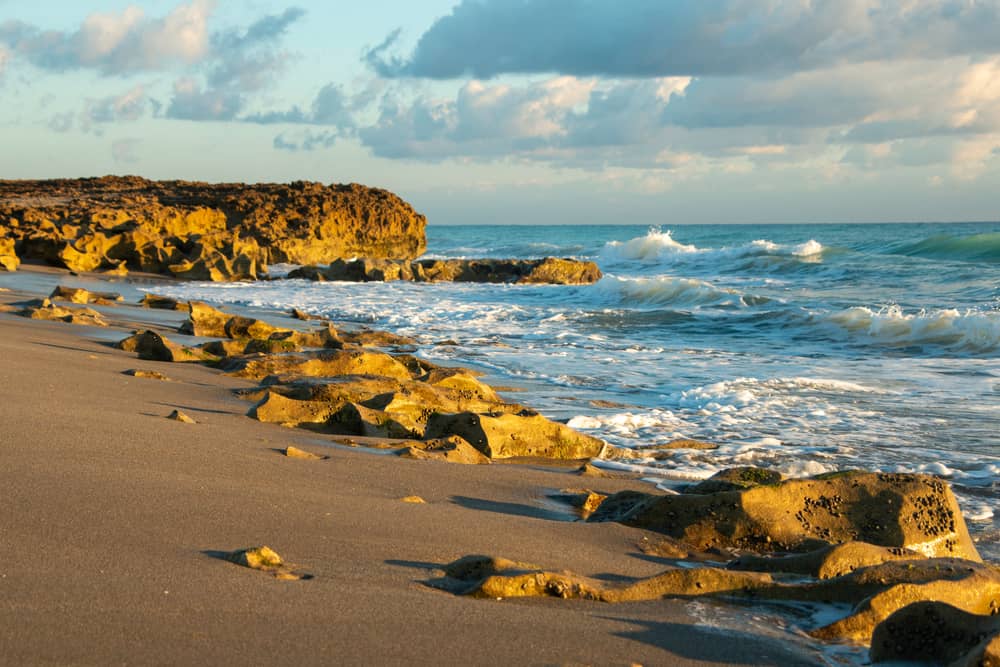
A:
[0,176,427,280]
[589,471,980,561]
[288,257,603,285]
[869,601,1000,664]
[19,298,108,326]
[423,411,608,460]
[116,329,219,363]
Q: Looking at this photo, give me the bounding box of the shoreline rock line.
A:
[287,257,603,285]
[9,277,995,664]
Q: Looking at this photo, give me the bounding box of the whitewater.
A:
[150,221,1000,559]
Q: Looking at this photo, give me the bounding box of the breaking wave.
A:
[599,228,824,267]
[594,275,770,308]
[822,305,1000,352]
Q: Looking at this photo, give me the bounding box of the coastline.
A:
[0,264,825,665]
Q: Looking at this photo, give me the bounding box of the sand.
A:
[0,266,822,666]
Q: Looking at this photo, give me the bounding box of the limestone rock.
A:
[401,495,426,504]
[729,541,924,579]
[167,409,196,423]
[687,466,782,494]
[117,330,219,363]
[180,301,232,336]
[140,294,187,310]
[49,285,122,304]
[423,411,608,460]
[869,602,1000,664]
[223,349,413,381]
[0,236,19,271]
[808,558,1000,642]
[124,369,170,381]
[589,472,981,560]
[398,436,491,465]
[21,299,108,326]
[284,446,328,460]
[1,177,427,279]
[289,257,603,285]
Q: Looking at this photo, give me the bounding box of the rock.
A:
[0,236,19,271]
[223,349,413,381]
[290,257,603,285]
[398,436,491,465]
[252,391,343,428]
[224,315,285,340]
[423,411,608,460]
[180,301,232,336]
[1,177,427,279]
[589,472,981,561]
[339,328,417,348]
[957,632,1000,667]
[227,545,284,569]
[167,409,196,423]
[807,558,1000,643]
[140,294,186,310]
[20,299,108,326]
[49,285,123,304]
[869,602,1000,664]
[729,541,924,579]
[686,466,782,494]
[117,330,219,363]
[401,495,426,504]
[123,369,170,381]
[549,489,608,518]
[434,554,774,601]
[517,257,604,285]
[284,446,327,460]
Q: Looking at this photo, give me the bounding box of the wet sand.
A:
[0,266,821,666]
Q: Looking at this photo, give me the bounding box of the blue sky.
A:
[1,1,999,224]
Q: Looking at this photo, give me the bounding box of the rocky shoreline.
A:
[1,267,997,666]
[0,177,600,285]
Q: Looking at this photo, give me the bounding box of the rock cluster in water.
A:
[288,257,603,285]
[0,176,427,279]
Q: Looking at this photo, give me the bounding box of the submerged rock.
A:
[1,176,427,280]
[686,466,783,494]
[589,472,981,561]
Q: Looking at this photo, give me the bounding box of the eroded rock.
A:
[117,330,219,363]
[1,177,427,279]
[289,257,603,285]
[423,411,608,460]
[589,472,981,561]
[869,601,1000,664]
[223,349,413,381]
[397,436,491,465]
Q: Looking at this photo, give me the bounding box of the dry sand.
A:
[0,266,823,666]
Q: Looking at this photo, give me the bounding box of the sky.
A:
[1,1,999,225]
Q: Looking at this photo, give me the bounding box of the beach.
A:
[0,265,828,666]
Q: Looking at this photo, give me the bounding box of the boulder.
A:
[21,299,108,326]
[0,237,18,271]
[423,411,608,460]
[180,301,232,336]
[517,257,604,285]
[49,285,123,304]
[116,330,219,363]
[398,437,491,465]
[223,349,413,381]
[869,602,1000,664]
[729,541,924,579]
[589,472,981,561]
[140,294,187,310]
[686,466,782,494]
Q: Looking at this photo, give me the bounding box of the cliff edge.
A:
[0,176,427,280]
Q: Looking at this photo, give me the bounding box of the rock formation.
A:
[0,176,427,280]
[288,256,603,285]
[589,471,980,560]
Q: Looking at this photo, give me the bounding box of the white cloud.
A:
[0,1,213,74]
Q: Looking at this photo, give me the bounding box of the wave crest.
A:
[890,232,1000,264]
[823,305,1000,351]
[596,275,765,308]
[599,228,824,266]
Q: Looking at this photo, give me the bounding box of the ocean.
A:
[150,222,1000,560]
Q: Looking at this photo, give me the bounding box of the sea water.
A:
[150,222,1000,559]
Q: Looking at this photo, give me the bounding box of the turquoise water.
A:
[155,222,1000,558]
